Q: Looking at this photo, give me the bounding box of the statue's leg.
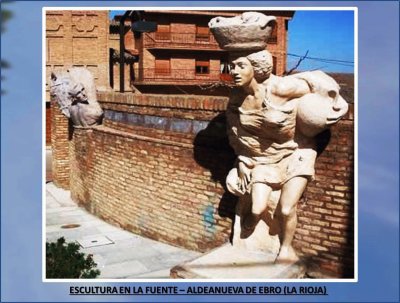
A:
[275,176,308,263]
[243,183,272,231]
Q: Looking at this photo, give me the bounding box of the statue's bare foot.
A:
[275,246,300,264]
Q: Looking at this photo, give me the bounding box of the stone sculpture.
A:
[209,12,349,263]
[50,67,103,127]
[209,12,276,51]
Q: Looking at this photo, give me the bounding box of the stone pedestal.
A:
[170,244,306,279]
[170,191,306,279]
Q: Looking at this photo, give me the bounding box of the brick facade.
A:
[50,98,70,189]
[112,10,293,91]
[45,10,110,94]
[52,87,354,277]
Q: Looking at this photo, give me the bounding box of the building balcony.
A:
[143,32,221,50]
[135,68,233,85]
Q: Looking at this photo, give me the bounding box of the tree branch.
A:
[285,50,309,76]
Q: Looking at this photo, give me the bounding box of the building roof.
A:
[145,10,295,18]
[112,10,295,23]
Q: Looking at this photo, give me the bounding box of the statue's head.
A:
[68,83,89,104]
[246,50,273,82]
[50,68,95,118]
[50,67,102,127]
[231,57,254,87]
[231,50,273,86]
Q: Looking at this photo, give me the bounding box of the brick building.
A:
[111,10,295,94]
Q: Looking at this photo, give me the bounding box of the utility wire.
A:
[288,58,353,68]
[287,53,354,66]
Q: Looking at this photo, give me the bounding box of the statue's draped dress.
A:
[226,88,316,195]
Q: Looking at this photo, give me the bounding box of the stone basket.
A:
[208,12,276,51]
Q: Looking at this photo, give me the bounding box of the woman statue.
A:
[225,50,348,262]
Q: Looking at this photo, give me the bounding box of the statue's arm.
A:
[270,76,311,98]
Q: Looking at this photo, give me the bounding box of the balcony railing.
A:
[143,32,220,50]
[136,68,233,83]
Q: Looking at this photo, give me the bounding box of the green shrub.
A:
[46,237,100,279]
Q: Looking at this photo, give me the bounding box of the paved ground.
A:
[46,182,201,279]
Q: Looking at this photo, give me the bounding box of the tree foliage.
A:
[46,237,101,279]
[1,8,13,32]
[1,5,13,94]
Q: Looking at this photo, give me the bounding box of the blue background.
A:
[1,1,399,302]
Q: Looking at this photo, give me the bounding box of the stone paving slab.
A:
[171,244,306,279]
[45,182,201,279]
[46,227,103,243]
[47,184,76,207]
[100,260,150,279]
[132,268,172,279]
[46,206,81,214]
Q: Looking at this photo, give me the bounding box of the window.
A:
[155,24,170,41]
[220,60,232,81]
[196,26,210,42]
[220,60,231,74]
[195,60,210,74]
[155,58,170,75]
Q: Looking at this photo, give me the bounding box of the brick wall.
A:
[50,99,70,189]
[46,103,52,146]
[70,125,235,251]
[69,93,236,251]
[52,89,354,277]
[294,105,354,278]
[70,128,94,207]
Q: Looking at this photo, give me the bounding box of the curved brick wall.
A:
[69,93,236,252]
[52,89,354,277]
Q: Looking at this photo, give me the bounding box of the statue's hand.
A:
[238,161,251,191]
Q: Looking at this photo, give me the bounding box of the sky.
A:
[288,10,354,73]
[1,1,399,302]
